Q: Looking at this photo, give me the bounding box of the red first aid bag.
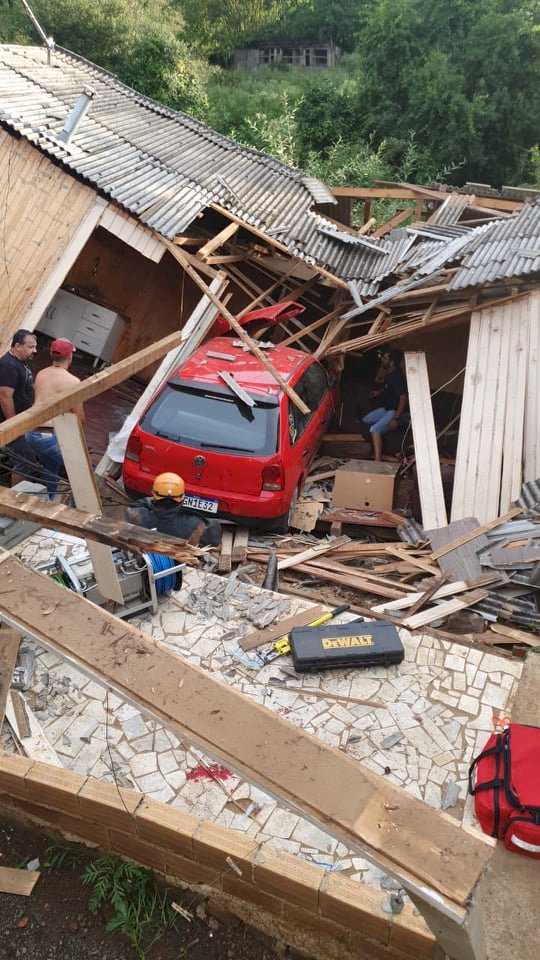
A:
[469,723,540,858]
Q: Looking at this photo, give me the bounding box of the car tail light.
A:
[125,433,142,463]
[262,463,284,491]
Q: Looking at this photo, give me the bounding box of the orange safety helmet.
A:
[152,472,185,502]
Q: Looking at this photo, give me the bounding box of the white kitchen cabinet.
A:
[38,289,124,363]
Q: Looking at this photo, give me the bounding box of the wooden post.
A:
[405,352,447,529]
[0,625,20,729]
[53,413,124,604]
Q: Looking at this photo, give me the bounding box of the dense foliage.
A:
[2,0,539,188]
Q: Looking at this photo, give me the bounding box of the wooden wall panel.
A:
[451,305,511,523]
[524,290,540,482]
[0,130,97,351]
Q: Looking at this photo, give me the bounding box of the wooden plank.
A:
[277,535,350,571]
[499,297,530,510]
[164,240,310,415]
[293,562,406,599]
[0,330,186,447]
[451,305,511,523]
[405,572,453,617]
[54,413,124,605]
[0,553,493,930]
[385,545,439,575]
[372,207,414,238]
[405,352,447,529]
[197,221,239,260]
[371,573,500,614]
[5,691,62,766]
[218,529,233,572]
[524,290,540,482]
[402,590,487,630]
[231,527,249,564]
[429,507,522,561]
[488,622,540,648]
[0,487,200,563]
[0,626,20,729]
[239,605,327,652]
[0,866,40,897]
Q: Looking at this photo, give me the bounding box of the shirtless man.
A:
[26,339,85,499]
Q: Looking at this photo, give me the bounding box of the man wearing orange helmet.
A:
[126,472,222,547]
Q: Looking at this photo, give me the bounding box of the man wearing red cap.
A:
[26,339,85,499]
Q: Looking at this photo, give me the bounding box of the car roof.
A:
[170,337,312,396]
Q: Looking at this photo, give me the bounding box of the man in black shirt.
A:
[361,347,408,461]
[0,329,38,485]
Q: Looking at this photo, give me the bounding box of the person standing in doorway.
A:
[361,347,408,461]
[26,339,85,500]
[0,329,38,486]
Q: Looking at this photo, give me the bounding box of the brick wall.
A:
[0,755,435,960]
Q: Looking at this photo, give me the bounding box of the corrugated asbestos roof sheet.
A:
[0,44,403,283]
[449,201,540,289]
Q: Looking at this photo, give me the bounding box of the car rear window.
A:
[140,384,279,457]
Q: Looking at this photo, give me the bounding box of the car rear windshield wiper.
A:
[155,430,180,440]
[199,441,255,452]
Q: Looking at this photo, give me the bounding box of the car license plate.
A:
[183,494,219,514]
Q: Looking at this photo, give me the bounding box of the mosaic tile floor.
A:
[2,530,523,888]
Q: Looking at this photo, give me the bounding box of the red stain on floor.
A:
[186,763,234,782]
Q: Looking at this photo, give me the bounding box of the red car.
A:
[123,337,337,530]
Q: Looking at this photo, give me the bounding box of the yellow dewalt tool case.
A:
[289,621,404,672]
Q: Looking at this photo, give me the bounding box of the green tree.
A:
[355,0,540,185]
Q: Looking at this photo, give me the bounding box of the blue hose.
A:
[144,553,180,594]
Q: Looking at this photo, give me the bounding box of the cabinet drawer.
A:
[73,331,108,355]
[82,303,117,329]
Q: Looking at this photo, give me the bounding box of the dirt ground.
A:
[0,819,288,960]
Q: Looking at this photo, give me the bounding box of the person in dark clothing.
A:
[126,472,223,547]
[0,329,38,485]
[361,347,408,461]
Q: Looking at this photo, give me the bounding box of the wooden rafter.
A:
[164,240,310,415]
[197,221,239,260]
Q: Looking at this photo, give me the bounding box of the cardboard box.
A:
[331,460,398,511]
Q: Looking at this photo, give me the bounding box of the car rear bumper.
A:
[122,462,289,520]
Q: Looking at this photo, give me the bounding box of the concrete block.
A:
[319,873,391,943]
[282,902,349,942]
[24,761,87,815]
[222,874,284,917]
[108,828,166,873]
[135,799,198,859]
[55,811,110,849]
[165,849,220,888]
[253,848,323,914]
[193,820,256,874]
[388,906,435,960]
[78,778,143,831]
[9,795,60,825]
[0,755,35,798]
